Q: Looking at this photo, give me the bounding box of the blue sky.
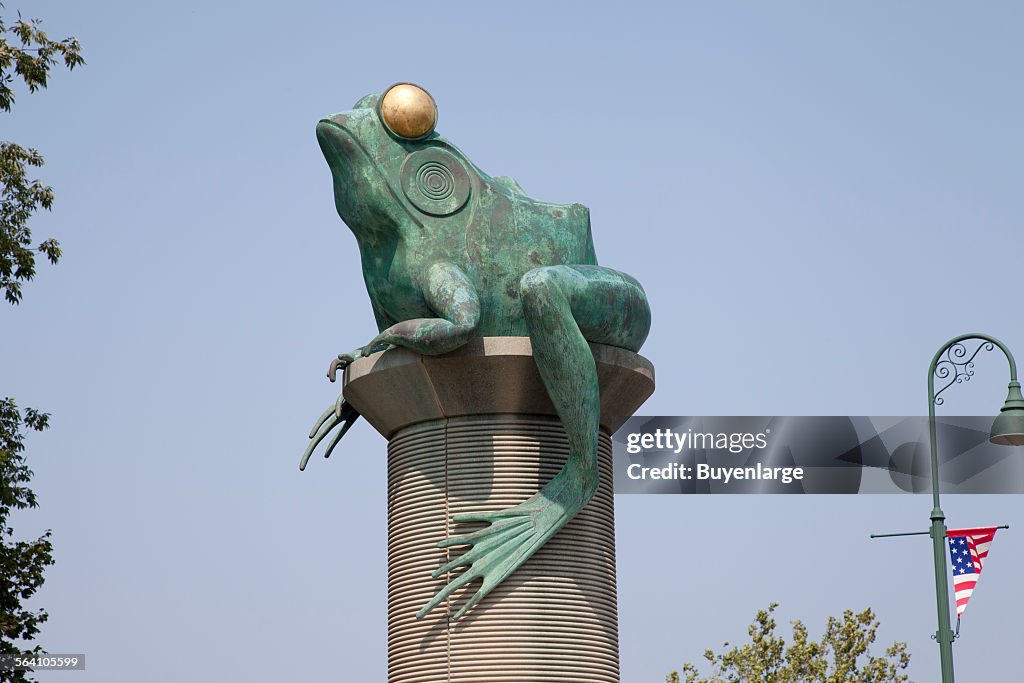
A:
[4,2,1024,680]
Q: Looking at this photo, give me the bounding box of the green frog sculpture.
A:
[300,83,651,621]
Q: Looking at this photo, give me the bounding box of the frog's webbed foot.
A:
[298,394,360,470]
[416,473,587,621]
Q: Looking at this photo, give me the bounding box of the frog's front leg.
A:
[418,264,650,621]
[329,261,482,382]
[306,263,481,470]
[367,261,482,354]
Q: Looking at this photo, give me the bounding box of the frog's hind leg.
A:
[417,264,650,621]
[517,263,650,512]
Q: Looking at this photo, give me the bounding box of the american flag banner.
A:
[946,526,999,620]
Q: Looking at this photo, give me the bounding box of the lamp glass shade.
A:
[990,408,1024,446]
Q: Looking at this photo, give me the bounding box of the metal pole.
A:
[925,333,1016,683]
[869,531,930,538]
[926,367,955,683]
[870,526,1008,540]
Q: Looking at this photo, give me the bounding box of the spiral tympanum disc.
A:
[400,148,471,216]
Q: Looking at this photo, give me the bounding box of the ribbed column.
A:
[342,337,654,683]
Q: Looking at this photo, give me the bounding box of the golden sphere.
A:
[380,83,438,139]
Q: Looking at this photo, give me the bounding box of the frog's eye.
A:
[379,83,438,140]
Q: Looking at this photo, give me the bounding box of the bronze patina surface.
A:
[301,83,652,621]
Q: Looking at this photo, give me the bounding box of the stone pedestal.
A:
[343,337,655,683]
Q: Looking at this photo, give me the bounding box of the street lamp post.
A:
[924,334,1024,683]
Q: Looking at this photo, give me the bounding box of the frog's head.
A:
[316,83,479,245]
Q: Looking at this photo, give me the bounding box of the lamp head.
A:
[990,381,1024,446]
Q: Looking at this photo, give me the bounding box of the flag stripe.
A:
[947,527,998,537]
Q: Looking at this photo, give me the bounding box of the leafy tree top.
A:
[668,603,911,683]
[0,2,83,305]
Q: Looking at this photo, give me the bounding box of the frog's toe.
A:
[300,408,341,471]
[437,517,531,549]
[416,562,482,620]
[299,398,362,470]
[327,351,361,382]
[450,508,524,525]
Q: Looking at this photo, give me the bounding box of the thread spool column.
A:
[342,337,655,683]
